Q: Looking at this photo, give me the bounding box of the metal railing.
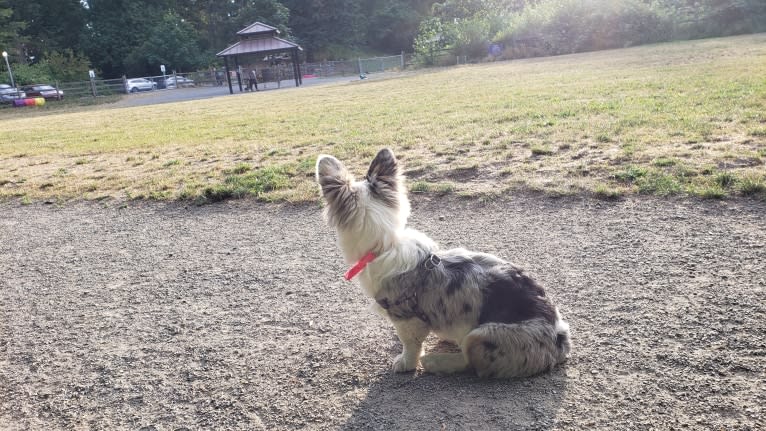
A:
[303,52,408,78]
[302,60,358,78]
[358,54,406,74]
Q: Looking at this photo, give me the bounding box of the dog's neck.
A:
[337,219,397,264]
[347,227,436,298]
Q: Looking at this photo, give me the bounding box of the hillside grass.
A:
[1,34,765,203]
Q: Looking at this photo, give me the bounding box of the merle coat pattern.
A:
[316,148,571,378]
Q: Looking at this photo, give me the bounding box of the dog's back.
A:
[375,247,571,378]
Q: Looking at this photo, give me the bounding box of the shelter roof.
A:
[216,36,301,57]
[217,21,301,57]
[237,22,279,36]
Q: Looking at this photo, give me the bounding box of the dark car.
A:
[0,84,26,103]
[21,84,64,100]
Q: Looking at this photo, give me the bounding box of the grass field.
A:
[1,34,765,203]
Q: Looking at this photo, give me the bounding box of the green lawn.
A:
[1,34,765,203]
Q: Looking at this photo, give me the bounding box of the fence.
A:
[56,78,125,99]
[303,53,409,78]
[45,71,205,101]
[358,54,406,74]
[2,52,415,105]
[302,60,358,78]
[415,48,473,67]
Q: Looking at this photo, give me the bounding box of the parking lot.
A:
[111,75,360,108]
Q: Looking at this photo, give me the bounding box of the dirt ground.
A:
[1,195,764,430]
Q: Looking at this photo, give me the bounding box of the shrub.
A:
[10,63,53,85]
[9,49,92,85]
[450,17,491,60]
[495,0,672,58]
[414,18,452,66]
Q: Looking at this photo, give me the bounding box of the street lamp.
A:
[2,51,15,90]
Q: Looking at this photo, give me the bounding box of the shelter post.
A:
[296,49,302,85]
[224,56,233,94]
[234,56,243,92]
[292,50,299,87]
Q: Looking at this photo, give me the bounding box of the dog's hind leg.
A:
[391,318,430,372]
[420,352,469,374]
[464,319,565,378]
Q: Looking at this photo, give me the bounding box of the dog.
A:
[315,148,571,377]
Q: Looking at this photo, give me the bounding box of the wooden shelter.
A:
[216,22,303,94]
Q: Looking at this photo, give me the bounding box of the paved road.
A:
[111,75,360,108]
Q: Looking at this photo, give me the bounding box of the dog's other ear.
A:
[366,148,400,191]
[316,154,353,198]
[366,148,404,208]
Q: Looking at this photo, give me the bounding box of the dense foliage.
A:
[1,0,764,81]
[414,0,766,64]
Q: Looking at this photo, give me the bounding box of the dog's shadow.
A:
[340,341,569,430]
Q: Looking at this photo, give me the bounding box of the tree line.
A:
[1,0,764,83]
[0,0,438,81]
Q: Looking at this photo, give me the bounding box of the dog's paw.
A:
[392,353,417,372]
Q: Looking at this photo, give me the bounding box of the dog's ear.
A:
[366,148,404,207]
[366,148,400,190]
[316,155,357,227]
[316,154,354,196]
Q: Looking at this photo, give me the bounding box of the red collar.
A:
[344,251,377,281]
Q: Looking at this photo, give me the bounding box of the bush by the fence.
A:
[666,0,766,40]
[495,0,671,58]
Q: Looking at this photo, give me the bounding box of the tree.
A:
[0,0,26,60]
[413,17,451,65]
[124,12,204,76]
[283,0,366,60]
[81,0,155,77]
[364,0,438,53]
[8,0,86,62]
[45,49,92,82]
[432,0,528,20]
[182,0,290,60]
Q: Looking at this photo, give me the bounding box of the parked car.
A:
[20,84,63,100]
[0,84,26,103]
[125,78,157,93]
[164,76,195,88]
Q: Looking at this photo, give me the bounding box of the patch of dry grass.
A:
[1,34,765,203]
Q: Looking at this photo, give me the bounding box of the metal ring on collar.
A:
[424,254,441,270]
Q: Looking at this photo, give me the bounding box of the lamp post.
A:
[2,51,15,90]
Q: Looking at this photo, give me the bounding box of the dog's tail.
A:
[554,308,572,362]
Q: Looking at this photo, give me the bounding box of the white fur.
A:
[318,156,428,298]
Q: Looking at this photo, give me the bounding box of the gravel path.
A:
[1,196,764,430]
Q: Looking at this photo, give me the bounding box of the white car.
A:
[165,76,195,89]
[0,84,25,103]
[126,78,157,93]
